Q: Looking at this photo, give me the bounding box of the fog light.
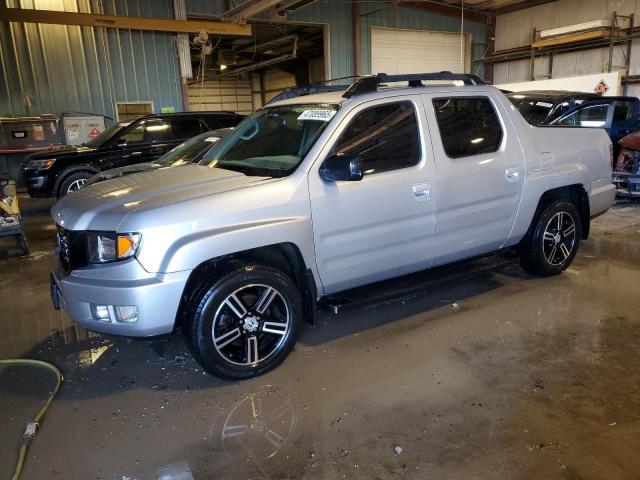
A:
[91,304,111,321]
[115,305,138,323]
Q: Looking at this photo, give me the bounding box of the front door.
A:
[423,92,525,265]
[309,97,437,294]
[109,118,174,168]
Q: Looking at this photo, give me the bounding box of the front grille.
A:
[57,226,87,274]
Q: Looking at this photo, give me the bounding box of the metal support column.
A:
[529,28,536,80]
[608,11,617,72]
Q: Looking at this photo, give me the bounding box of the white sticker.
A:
[536,102,553,108]
[297,109,336,122]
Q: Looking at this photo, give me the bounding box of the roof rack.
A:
[267,85,347,104]
[342,72,486,98]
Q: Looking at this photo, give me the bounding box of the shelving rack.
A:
[476,12,639,88]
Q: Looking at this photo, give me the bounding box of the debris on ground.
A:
[394,446,403,455]
[338,448,351,457]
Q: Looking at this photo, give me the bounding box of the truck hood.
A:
[86,162,160,185]
[52,164,269,231]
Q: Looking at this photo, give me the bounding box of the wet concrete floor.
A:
[1,197,640,480]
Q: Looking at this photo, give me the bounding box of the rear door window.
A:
[169,118,202,139]
[613,101,633,122]
[555,104,609,127]
[331,101,421,175]
[432,97,503,158]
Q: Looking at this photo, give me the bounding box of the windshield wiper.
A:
[214,163,280,178]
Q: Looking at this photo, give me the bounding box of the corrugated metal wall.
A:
[494,0,640,96]
[0,0,183,178]
[287,0,353,80]
[0,0,182,120]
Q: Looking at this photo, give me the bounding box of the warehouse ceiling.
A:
[189,22,324,83]
[401,0,558,16]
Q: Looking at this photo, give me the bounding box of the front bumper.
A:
[23,170,53,197]
[51,253,191,337]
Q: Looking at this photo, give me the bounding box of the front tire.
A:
[520,200,582,276]
[58,172,91,197]
[187,264,303,380]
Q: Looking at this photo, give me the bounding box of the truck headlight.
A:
[87,232,141,263]
[25,158,56,170]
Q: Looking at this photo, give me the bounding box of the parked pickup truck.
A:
[50,72,616,380]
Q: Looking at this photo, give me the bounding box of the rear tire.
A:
[187,264,303,380]
[520,200,582,276]
[58,172,91,197]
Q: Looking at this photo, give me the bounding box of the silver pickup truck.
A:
[51,73,615,379]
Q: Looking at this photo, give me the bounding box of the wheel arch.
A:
[54,165,100,195]
[175,242,318,330]
[536,184,590,239]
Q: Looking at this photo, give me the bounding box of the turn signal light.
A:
[117,235,136,258]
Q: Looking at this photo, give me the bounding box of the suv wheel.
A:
[187,264,303,379]
[520,200,582,276]
[59,172,91,197]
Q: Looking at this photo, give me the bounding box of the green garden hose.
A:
[0,359,63,480]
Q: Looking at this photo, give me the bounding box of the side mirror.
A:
[115,137,127,147]
[320,153,364,182]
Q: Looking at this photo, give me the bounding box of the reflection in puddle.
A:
[76,343,112,368]
[156,461,195,480]
[145,385,301,480]
[218,385,296,462]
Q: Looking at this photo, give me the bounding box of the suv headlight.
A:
[87,232,141,263]
[26,158,56,170]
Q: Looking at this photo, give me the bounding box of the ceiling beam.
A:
[493,0,559,16]
[222,0,282,22]
[0,7,252,36]
[398,1,488,22]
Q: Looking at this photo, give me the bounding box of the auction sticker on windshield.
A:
[298,109,337,122]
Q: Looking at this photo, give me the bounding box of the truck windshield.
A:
[201,104,339,177]
[156,131,223,167]
[508,94,555,125]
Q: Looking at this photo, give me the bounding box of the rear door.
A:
[423,92,525,265]
[308,96,437,293]
[609,100,639,144]
[168,117,204,142]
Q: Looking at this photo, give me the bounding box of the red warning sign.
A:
[88,127,101,138]
[594,80,609,95]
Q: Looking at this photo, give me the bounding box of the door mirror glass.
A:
[320,153,363,182]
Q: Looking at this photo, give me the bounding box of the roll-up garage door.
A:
[188,78,254,115]
[371,26,471,75]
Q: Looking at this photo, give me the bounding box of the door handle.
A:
[505,167,520,182]
[412,182,431,202]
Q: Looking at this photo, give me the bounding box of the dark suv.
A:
[22,112,244,197]
[506,90,603,124]
[507,90,640,148]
